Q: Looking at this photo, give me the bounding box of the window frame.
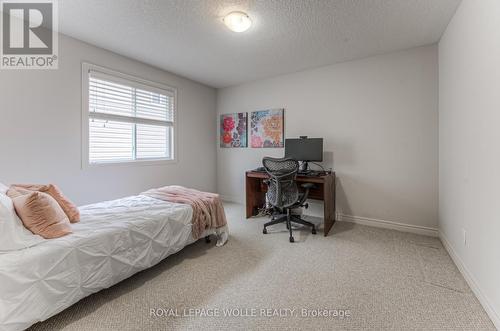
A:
[81,63,178,168]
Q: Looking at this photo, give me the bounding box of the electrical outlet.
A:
[462,229,467,246]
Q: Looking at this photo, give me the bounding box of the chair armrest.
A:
[298,183,315,205]
[301,183,315,190]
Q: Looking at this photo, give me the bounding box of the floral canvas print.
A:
[220,113,247,148]
[250,109,284,148]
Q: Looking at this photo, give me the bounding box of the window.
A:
[82,64,176,165]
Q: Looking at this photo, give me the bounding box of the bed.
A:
[0,194,228,331]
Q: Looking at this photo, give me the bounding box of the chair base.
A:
[263,213,317,242]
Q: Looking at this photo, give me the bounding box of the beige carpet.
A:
[30,203,495,330]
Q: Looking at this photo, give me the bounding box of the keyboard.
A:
[298,171,325,176]
[253,168,326,176]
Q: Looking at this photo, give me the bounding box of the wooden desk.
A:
[245,171,336,236]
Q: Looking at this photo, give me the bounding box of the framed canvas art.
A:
[250,109,284,148]
[220,112,248,148]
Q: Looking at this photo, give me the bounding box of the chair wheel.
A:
[312,228,317,235]
[263,228,267,234]
[289,236,294,243]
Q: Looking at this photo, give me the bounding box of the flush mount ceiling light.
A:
[223,11,252,32]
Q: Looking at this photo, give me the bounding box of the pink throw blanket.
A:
[141,186,227,240]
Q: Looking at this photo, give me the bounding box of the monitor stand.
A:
[299,161,309,173]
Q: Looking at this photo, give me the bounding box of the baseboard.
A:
[220,195,439,237]
[338,213,439,237]
[439,231,500,330]
[219,195,242,204]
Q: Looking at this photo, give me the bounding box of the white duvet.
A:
[0,195,222,331]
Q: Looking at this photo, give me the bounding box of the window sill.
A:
[83,158,177,169]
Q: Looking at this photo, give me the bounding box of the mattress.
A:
[0,195,215,331]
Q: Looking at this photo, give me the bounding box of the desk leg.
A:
[323,174,336,236]
[246,176,266,218]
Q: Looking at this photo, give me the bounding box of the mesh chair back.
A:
[263,157,299,208]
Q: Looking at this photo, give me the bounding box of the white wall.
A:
[439,0,500,327]
[0,34,217,205]
[217,45,438,231]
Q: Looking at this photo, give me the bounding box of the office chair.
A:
[262,157,316,242]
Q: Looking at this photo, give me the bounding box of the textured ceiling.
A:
[59,0,461,88]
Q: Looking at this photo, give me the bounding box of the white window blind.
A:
[87,70,175,164]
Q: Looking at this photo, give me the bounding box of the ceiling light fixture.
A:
[223,11,252,32]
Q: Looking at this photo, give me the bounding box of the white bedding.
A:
[0,195,223,331]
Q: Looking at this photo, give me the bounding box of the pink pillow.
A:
[12,184,80,223]
[7,188,72,239]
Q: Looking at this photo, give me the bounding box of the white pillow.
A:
[0,182,7,194]
[0,191,45,252]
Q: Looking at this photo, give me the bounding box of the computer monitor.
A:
[285,138,323,162]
